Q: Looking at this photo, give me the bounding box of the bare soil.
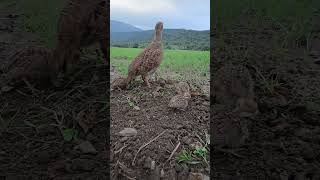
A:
[110,73,210,179]
[212,13,320,179]
[0,3,109,179]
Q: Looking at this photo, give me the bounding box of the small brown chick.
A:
[212,113,249,148]
[168,82,191,110]
[175,81,191,96]
[213,64,258,114]
[125,22,164,88]
[168,93,190,111]
[111,76,127,90]
[0,46,54,90]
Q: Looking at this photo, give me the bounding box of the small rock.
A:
[119,128,137,137]
[120,137,129,142]
[133,106,140,111]
[71,158,96,171]
[1,85,13,92]
[76,141,97,154]
[176,125,184,129]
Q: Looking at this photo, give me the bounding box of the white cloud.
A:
[111,0,177,14]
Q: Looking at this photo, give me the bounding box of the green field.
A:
[111,47,209,81]
[213,0,320,49]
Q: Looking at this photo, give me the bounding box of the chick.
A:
[213,64,258,116]
[175,81,191,95]
[0,46,54,91]
[111,76,127,90]
[168,82,191,110]
[168,93,190,111]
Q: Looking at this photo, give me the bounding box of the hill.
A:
[111,29,210,51]
[110,20,142,32]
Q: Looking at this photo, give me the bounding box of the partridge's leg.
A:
[142,74,151,88]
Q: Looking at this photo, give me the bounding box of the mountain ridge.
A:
[111,20,142,32]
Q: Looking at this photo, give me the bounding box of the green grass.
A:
[177,132,210,167]
[111,47,209,80]
[213,0,319,49]
[15,0,65,48]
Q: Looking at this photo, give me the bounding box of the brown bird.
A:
[168,82,191,110]
[124,21,164,88]
[111,75,127,90]
[53,0,109,77]
[0,46,54,91]
[212,64,258,117]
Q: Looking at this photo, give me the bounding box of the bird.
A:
[212,63,258,117]
[53,0,109,77]
[168,82,191,110]
[0,46,54,92]
[123,21,164,88]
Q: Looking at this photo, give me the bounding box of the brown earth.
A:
[110,72,210,179]
[212,12,320,179]
[0,2,109,179]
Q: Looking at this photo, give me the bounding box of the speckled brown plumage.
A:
[175,82,191,96]
[0,46,53,89]
[53,0,109,75]
[212,64,258,115]
[125,22,164,88]
[111,76,127,90]
[168,82,191,110]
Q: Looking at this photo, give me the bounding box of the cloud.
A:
[111,0,210,30]
[111,0,176,14]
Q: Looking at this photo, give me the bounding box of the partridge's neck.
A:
[153,30,162,42]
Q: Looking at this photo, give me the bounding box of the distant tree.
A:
[132,43,139,48]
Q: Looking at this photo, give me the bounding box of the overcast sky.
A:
[111,0,210,30]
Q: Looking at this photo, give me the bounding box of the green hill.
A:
[111,29,210,51]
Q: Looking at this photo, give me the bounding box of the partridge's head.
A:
[155,21,163,31]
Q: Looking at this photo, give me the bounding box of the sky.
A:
[110,0,210,31]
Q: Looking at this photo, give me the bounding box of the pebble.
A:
[71,158,96,171]
[76,141,97,154]
[119,128,137,137]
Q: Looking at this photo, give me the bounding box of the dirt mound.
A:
[111,81,209,179]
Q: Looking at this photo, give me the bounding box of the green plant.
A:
[127,98,135,107]
[177,132,210,166]
[62,128,77,142]
[177,149,193,163]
